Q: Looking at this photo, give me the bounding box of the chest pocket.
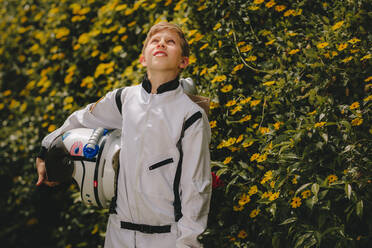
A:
[138,154,177,200]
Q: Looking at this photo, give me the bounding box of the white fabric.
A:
[41,83,212,247]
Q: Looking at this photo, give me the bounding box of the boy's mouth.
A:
[153,51,167,57]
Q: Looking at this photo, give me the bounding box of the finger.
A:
[36,174,44,186]
[44,181,60,187]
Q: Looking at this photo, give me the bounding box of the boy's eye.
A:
[151,39,159,44]
[167,39,175,44]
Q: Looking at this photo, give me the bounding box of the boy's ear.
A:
[139,54,146,66]
[179,57,189,69]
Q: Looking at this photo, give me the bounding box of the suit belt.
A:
[120,221,171,234]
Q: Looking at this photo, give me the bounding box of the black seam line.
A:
[80,161,86,204]
[115,87,124,115]
[184,111,202,131]
[94,137,107,209]
[149,158,174,170]
[172,111,203,222]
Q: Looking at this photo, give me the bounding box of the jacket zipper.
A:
[149,158,174,170]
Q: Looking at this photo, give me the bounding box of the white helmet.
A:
[44,128,120,208]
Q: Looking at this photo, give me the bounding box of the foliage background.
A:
[0,0,371,247]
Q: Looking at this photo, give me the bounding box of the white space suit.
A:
[39,76,212,248]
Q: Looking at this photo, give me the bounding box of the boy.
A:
[35,22,212,248]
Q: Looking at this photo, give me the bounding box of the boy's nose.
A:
[157,39,166,48]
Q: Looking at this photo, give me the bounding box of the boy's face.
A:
[140,29,189,74]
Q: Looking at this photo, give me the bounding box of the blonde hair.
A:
[142,22,190,57]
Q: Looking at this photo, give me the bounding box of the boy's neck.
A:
[146,70,179,94]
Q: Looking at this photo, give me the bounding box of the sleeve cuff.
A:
[37,146,48,160]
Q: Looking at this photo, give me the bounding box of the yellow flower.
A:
[269,191,280,201]
[284,9,295,17]
[292,175,298,185]
[210,121,217,128]
[250,153,260,162]
[307,110,317,115]
[249,209,260,218]
[314,122,327,128]
[212,75,227,83]
[261,170,273,184]
[238,194,251,206]
[259,127,270,135]
[288,49,300,55]
[63,96,74,105]
[236,135,244,143]
[348,38,361,44]
[342,56,353,63]
[317,42,329,49]
[273,121,283,130]
[301,190,311,199]
[231,105,242,115]
[242,140,254,147]
[360,54,372,61]
[48,124,57,132]
[78,33,90,44]
[240,97,252,104]
[350,102,360,110]
[213,23,221,31]
[223,156,232,164]
[250,99,261,107]
[270,181,275,189]
[55,27,70,39]
[365,76,372,82]
[210,101,219,110]
[327,174,338,184]
[240,44,253,53]
[225,100,236,107]
[254,0,264,4]
[275,5,286,12]
[291,196,302,208]
[233,205,244,211]
[113,45,122,53]
[248,185,258,196]
[332,21,344,31]
[221,84,233,93]
[262,191,272,199]
[263,80,276,86]
[265,39,275,46]
[239,115,252,123]
[199,43,209,51]
[3,90,12,96]
[257,153,267,163]
[337,43,348,51]
[233,64,244,72]
[265,0,276,8]
[245,56,257,62]
[248,5,259,11]
[363,95,372,102]
[351,118,363,126]
[237,230,248,239]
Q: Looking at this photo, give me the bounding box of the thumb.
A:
[36,173,44,186]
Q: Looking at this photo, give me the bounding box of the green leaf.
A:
[295,183,312,196]
[279,217,297,225]
[320,132,328,143]
[345,184,352,200]
[356,200,363,218]
[294,233,312,248]
[272,233,281,248]
[311,183,319,196]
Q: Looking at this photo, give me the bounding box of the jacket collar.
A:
[142,73,180,94]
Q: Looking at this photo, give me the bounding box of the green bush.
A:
[1,0,371,247]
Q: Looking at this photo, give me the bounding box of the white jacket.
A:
[40,77,212,248]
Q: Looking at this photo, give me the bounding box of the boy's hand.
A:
[35,157,59,187]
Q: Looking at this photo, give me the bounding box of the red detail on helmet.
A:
[94,180,98,188]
